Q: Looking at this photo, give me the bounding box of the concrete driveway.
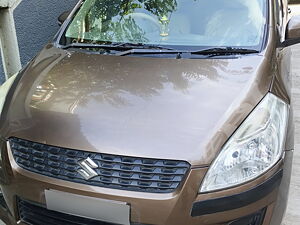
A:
[281,45,300,225]
[281,4,300,225]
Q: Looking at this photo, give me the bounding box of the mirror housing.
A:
[58,10,71,26]
[282,15,300,47]
[286,15,300,39]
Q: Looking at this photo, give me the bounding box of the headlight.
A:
[200,93,289,193]
[0,74,17,115]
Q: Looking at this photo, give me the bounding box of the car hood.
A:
[4,46,273,166]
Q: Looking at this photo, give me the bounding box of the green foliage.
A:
[67,0,178,44]
[143,0,177,18]
[91,0,177,19]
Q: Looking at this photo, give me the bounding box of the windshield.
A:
[62,0,267,49]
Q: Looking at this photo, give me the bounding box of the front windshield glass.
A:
[63,0,266,48]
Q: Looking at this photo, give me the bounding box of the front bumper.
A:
[0,142,293,225]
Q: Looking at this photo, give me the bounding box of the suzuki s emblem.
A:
[77,157,98,180]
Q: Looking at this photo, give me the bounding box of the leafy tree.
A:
[67,0,177,44]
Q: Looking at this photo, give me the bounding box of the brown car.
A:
[0,0,298,224]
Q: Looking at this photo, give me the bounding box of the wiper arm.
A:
[191,47,259,55]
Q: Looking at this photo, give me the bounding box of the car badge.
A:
[77,157,98,180]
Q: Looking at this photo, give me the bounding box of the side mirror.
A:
[282,15,300,47]
[58,10,71,26]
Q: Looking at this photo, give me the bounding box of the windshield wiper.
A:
[190,47,259,55]
[63,44,259,57]
[117,47,259,57]
[62,43,123,50]
[62,42,173,51]
[113,42,174,50]
[116,49,182,56]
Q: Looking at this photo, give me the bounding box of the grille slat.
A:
[10,138,190,193]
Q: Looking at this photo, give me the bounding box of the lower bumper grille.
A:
[18,198,266,225]
[228,208,266,225]
[10,137,190,193]
[18,198,118,225]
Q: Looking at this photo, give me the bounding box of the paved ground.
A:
[281,45,300,225]
[281,6,300,225]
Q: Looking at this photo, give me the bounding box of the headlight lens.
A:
[200,93,289,193]
[0,74,17,115]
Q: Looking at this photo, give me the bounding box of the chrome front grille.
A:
[10,137,190,193]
